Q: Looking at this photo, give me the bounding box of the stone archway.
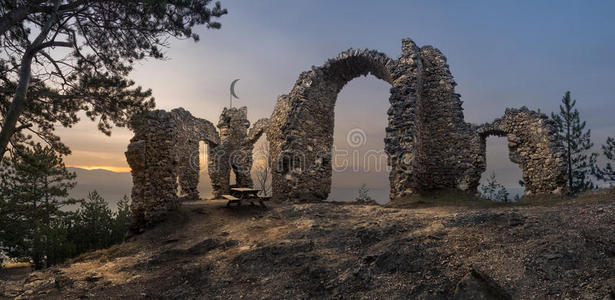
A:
[170,108,219,201]
[267,39,485,201]
[267,38,567,202]
[477,107,567,195]
[267,48,398,201]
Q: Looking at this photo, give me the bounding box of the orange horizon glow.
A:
[67,165,131,173]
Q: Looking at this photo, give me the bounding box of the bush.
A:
[480,173,510,202]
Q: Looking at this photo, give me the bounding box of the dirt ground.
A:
[2,190,615,299]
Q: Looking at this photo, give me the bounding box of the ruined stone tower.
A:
[126,106,267,229]
[208,106,268,198]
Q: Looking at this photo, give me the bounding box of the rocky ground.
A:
[2,190,615,299]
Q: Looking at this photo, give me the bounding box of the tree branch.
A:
[39,51,68,85]
[15,123,33,132]
[0,1,49,36]
[32,41,72,52]
[0,1,61,157]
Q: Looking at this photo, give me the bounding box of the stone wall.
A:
[476,107,567,195]
[126,108,220,231]
[209,107,269,198]
[386,39,420,200]
[267,95,293,200]
[127,106,269,230]
[126,38,568,229]
[170,108,219,201]
[268,38,567,201]
[126,110,180,231]
[410,45,481,193]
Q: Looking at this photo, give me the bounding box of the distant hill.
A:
[67,168,214,210]
[68,168,132,210]
[67,166,522,210]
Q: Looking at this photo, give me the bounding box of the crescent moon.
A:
[230,79,240,99]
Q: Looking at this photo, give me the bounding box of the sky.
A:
[56,0,615,195]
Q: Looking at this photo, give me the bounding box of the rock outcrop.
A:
[453,268,512,300]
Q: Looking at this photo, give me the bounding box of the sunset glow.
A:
[68,165,131,173]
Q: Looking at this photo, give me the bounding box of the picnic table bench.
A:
[222,188,270,208]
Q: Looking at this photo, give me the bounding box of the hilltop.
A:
[2,191,615,299]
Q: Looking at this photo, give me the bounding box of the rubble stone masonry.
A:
[127,38,568,230]
[267,38,567,201]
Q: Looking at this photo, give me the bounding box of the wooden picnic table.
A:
[224,188,268,207]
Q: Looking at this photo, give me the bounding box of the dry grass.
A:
[387,187,615,209]
[387,189,506,209]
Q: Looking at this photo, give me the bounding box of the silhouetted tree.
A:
[0,0,227,157]
[551,91,597,193]
[594,137,615,184]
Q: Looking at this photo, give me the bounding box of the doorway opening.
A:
[480,136,524,201]
[328,76,391,204]
[197,141,214,199]
[251,135,272,196]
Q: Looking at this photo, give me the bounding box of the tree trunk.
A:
[567,122,573,191]
[0,51,34,158]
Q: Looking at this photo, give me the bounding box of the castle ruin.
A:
[126,38,567,230]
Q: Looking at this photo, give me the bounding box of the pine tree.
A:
[0,144,77,269]
[480,173,509,202]
[356,184,374,203]
[551,91,597,193]
[594,137,615,184]
[65,192,132,256]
